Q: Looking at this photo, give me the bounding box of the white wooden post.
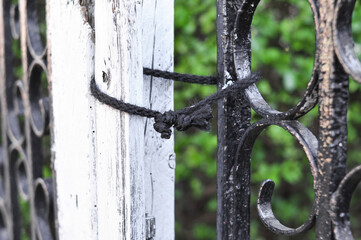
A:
[48,0,174,239]
[94,1,145,239]
[47,1,97,239]
[142,1,175,239]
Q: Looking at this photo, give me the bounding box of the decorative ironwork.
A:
[217,0,361,239]
[0,0,54,239]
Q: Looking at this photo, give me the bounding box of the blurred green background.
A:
[174,0,361,239]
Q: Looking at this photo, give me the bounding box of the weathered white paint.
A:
[49,0,174,239]
[94,1,145,239]
[142,0,175,239]
[47,1,97,239]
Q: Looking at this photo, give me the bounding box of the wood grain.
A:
[142,0,175,239]
[48,1,97,239]
[49,0,174,239]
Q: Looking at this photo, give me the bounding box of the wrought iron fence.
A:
[0,0,54,239]
[217,0,361,239]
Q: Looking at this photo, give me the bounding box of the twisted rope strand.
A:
[90,72,259,139]
[143,67,218,85]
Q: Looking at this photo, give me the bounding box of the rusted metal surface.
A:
[217,0,254,239]
[217,0,361,239]
[0,0,54,239]
[316,0,349,239]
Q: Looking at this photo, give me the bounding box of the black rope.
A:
[143,67,218,85]
[91,71,259,139]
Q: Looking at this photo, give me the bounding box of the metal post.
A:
[217,1,256,239]
[316,0,349,239]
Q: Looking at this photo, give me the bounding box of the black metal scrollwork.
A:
[217,0,361,239]
[330,165,361,240]
[0,0,54,239]
[234,0,320,120]
[334,0,361,83]
[234,119,318,236]
[225,0,321,238]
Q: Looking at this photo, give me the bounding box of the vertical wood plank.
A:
[47,1,97,239]
[93,1,145,239]
[142,0,175,239]
[49,0,174,239]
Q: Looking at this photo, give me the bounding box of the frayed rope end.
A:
[153,105,213,139]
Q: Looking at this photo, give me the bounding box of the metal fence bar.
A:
[217,1,253,239]
[316,0,349,239]
[0,0,16,239]
[0,0,54,239]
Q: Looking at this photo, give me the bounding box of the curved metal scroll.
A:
[233,0,320,120]
[235,119,318,236]
[330,165,361,240]
[334,0,361,83]
[34,178,54,240]
[0,0,54,239]
[0,202,10,240]
[227,0,361,238]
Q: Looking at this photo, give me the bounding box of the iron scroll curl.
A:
[234,119,318,236]
[230,0,323,237]
[5,0,55,238]
[334,0,361,83]
[330,165,361,240]
[233,0,321,120]
[231,0,361,238]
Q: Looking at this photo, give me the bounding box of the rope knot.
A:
[153,105,213,139]
[91,71,260,140]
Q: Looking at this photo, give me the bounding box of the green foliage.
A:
[19,198,30,240]
[192,223,217,240]
[175,0,361,239]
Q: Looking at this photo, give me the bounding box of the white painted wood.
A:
[47,1,97,239]
[142,1,175,239]
[49,0,174,239]
[94,1,145,239]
